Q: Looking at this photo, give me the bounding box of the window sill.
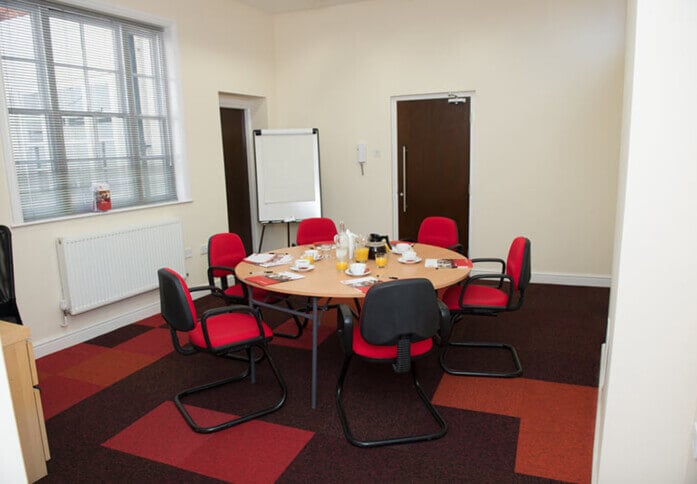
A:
[11,198,193,228]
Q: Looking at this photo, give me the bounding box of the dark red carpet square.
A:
[103,401,314,483]
[39,374,104,420]
[58,349,159,387]
[271,319,335,350]
[36,343,107,380]
[137,313,168,327]
[115,327,174,358]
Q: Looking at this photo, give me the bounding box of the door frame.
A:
[218,94,267,250]
[390,91,476,253]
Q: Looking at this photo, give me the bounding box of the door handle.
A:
[401,145,407,213]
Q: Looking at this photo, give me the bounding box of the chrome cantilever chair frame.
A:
[440,236,530,378]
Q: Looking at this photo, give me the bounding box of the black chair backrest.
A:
[0,225,21,324]
[158,268,196,332]
[360,278,440,346]
[518,238,531,292]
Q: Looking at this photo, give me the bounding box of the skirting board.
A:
[33,292,208,359]
[470,269,611,288]
[531,272,610,287]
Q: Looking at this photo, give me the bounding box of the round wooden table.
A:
[236,242,471,408]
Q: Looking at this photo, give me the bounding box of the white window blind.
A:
[0,0,177,222]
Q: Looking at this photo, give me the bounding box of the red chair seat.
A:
[352,323,433,359]
[223,284,245,299]
[442,283,509,309]
[189,312,273,350]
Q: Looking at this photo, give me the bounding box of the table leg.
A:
[246,289,320,409]
[311,297,319,409]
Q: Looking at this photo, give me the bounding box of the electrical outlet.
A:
[200,244,208,255]
[184,247,193,259]
[692,422,697,459]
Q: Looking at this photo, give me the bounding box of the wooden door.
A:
[219,108,253,253]
[397,98,470,254]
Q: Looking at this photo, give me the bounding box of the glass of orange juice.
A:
[375,248,387,268]
[355,245,369,263]
[336,247,348,271]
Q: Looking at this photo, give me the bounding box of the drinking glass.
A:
[355,245,369,263]
[335,246,348,271]
[375,248,387,268]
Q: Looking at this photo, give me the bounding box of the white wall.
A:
[271,0,626,279]
[596,0,697,481]
[0,0,627,354]
[0,0,276,350]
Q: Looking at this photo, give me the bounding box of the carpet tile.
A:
[103,401,314,483]
[38,374,104,420]
[433,375,597,483]
[115,327,175,358]
[35,342,108,379]
[58,348,159,387]
[270,318,336,350]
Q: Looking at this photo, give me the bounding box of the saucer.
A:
[398,256,422,264]
[291,265,314,272]
[345,268,371,277]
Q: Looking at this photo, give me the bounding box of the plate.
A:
[290,265,314,272]
[345,268,371,277]
[398,256,422,264]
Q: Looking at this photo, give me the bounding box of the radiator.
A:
[56,220,186,315]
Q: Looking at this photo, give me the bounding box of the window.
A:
[0,0,178,222]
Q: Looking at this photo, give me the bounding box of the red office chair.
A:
[439,236,530,377]
[295,217,343,317]
[207,233,248,304]
[157,268,286,433]
[0,225,21,324]
[296,217,337,245]
[417,216,464,254]
[208,233,306,339]
[336,278,451,447]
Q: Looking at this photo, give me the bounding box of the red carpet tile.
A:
[271,319,336,350]
[136,313,168,327]
[58,348,159,387]
[103,401,314,483]
[115,327,175,358]
[433,376,597,483]
[35,343,108,380]
[38,374,104,420]
[37,340,169,419]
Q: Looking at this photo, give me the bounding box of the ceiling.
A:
[236,0,367,14]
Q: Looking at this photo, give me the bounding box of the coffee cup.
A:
[396,243,411,253]
[401,250,418,261]
[294,258,311,270]
[349,262,366,275]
